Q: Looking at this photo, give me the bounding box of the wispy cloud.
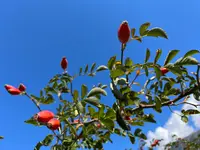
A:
[146,95,200,150]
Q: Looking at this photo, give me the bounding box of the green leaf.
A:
[181,115,188,123]
[193,90,200,101]
[0,136,4,139]
[138,133,147,140]
[30,94,41,102]
[96,65,108,72]
[142,114,156,123]
[42,135,54,146]
[73,90,79,101]
[101,118,114,131]
[154,65,162,80]
[164,50,180,65]
[155,96,162,113]
[110,69,125,78]
[183,49,199,58]
[88,106,95,117]
[164,63,183,76]
[25,117,40,126]
[87,87,107,97]
[76,101,85,114]
[128,132,135,144]
[125,57,133,67]
[131,28,136,38]
[140,22,151,36]
[146,27,168,39]
[84,64,89,74]
[181,109,200,115]
[105,109,116,120]
[81,84,88,99]
[134,128,142,136]
[116,109,130,131]
[107,56,116,70]
[116,78,127,85]
[34,142,43,150]
[145,48,150,63]
[79,67,82,75]
[41,94,54,104]
[154,49,162,64]
[90,63,96,73]
[174,56,199,66]
[84,97,100,107]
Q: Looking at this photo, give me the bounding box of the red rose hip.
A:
[35,110,54,123]
[47,118,60,130]
[60,56,68,71]
[18,83,26,92]
[118,20,131,44]
[160,67,169,75]
[8,88,22,95]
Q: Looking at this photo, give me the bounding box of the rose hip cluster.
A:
[4,83,26,95]
[118,20,169,75]
[34,110,60,130]
[3,57,68,131]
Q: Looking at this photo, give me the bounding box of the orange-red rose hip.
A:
[35,110,54,123]
[47,118,60,130]
[118,21,131,44]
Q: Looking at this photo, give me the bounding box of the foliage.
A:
[4,21,200,150]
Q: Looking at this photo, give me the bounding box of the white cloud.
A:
[146,95,200,150]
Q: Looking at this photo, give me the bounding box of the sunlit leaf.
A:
[146,27,168,39]
[140,22,150,36]
[164,50,180,65]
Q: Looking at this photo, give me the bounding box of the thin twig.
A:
[25,93,41,111]
[168,105,182,116]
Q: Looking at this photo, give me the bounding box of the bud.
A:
[118,21,131,44]
[47,118,60,130]
[60,56,68,71]
[136,69,140,76]
[18,83,26,92]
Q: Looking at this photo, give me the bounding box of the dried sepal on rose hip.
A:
[47,118,60,130]
[160,67,169,75]
[60,56,68,71]
[118,20,131,44]
[34,110,54,123]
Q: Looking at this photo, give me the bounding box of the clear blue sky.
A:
[0,0,200,150]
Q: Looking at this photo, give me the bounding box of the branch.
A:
[132,83,200,112]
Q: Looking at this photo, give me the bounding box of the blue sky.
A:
[1,0,200,150]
